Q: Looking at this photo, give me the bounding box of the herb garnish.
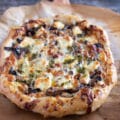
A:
[63,58,75,64]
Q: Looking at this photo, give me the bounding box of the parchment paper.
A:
[0,1,120,120]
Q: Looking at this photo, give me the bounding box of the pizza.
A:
[0,15,117,117]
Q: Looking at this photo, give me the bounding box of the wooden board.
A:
[0,2,120,120]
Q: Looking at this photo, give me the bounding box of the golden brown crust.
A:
[0,15,117,117]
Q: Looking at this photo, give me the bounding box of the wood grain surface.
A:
[0,1,120,120]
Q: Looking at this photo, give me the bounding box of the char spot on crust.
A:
[12,27,26,38]
[81,88,94,113]
[24,100,38,110]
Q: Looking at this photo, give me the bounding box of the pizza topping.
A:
[26,28,36,37]
[13,47,24,58]
[4,46,22,58]
[74,74,81,80]
[9,67,17,76]
[34,77,52,91]
[19,37,35,47]
[90,68,102,81]
[94,43,103,48]
[49,59,55,68]
[68,70,73,75]
[63,58,75,64]
[77,67,85,74]
[46,87,79,96]
[25,25,40,37]
[16,38,23,43]
[28,87,41,94]
[49,26,57,31]
[3,17,108,98]
[4,46,13,51]
[64,24,73,29]
[4,45,29,58]
[77,32,86,38]
[53,21,64,29]
[72,26,82,36]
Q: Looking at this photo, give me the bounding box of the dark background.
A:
[0,0,120,15]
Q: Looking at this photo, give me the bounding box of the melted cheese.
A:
[58,37,73,53]
[85,61,100,71]
[21,58,30,75]
[20,37,35,47]
[53,21,64,29]
[83,35,97,44]
[59,38,72,48]
[34,75,52,90]
[80,71,90,84]
[72,26,82,35]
